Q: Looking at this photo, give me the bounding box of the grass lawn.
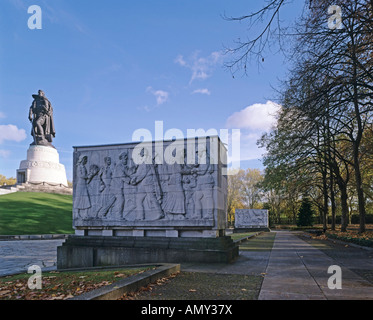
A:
[239,232,276,251]
[0,192,73,235]
[229,232,257,241]
[0,266,154,300]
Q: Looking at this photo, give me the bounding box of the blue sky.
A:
[0,0,304,181]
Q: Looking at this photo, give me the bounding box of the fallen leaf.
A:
[114,273,125,278]
[189,289,197,292]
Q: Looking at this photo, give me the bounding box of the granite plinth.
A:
[57,235,239,269]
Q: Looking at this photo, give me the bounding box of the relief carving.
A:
[73,143,217,223]
[236,209,268,227]
[74,155,91,219]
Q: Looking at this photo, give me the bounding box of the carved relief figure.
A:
[131,148,164,220]
[122,152,138,219]
[74,155,91,219]
[162,162,186,218]
[109,151,138,220]
[182,171,197,215]
[193,150,215,219]
[110,152,127,219]
[97,156,116,218]
[87,164,102,214]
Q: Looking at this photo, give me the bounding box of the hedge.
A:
[326,232,373,248]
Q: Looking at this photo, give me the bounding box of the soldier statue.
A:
[28,90,55,147]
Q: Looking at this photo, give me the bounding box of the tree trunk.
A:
[350,26,366,234]
[339,182,349,232]
[329,175,336,231]
[322,161,328,232]
[353,141,366,233]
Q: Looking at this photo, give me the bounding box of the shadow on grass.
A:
[0,193,73,235]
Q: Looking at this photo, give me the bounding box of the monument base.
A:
[57,235,239,269]
[17,145,68,187]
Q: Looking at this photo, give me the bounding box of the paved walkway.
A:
[258,231,373,300]
[0,239,64,276]
[1,231,373,300]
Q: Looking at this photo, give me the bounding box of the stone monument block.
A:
[57,136,238,269]
[234,209,270,232]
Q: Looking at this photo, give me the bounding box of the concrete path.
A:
[1,231,373,300]
[259,231,373,300]
[0,239,64,276]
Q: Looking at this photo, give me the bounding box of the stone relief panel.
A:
[73,138,225,227]
[235,209,269,228]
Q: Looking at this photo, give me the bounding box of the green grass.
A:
[229,232,257,241]
[239,232,276,251]
[0,192,73,235]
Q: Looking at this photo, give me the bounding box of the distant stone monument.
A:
[16,90,70,194]
[234,209,270,232]
[57,136,238,269]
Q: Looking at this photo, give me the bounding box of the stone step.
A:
[57,235,239,268]
[62,235,236,251]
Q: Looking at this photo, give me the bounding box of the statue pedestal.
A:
[17,145,68,187]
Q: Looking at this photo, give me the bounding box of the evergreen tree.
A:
[297,197,314,227]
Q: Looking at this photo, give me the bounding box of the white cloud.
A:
[174,55,187,66]
[7,0,27,10]
[225,101,282,167]
[192,88,211,95]
[0,149,11,158]
[0,124,27,144]
[175,51,222,84]
[146,87,169,106]
[226,131,264,165]
[226,101,281,132]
